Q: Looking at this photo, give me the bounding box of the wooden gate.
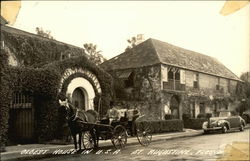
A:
[9,92,35,143]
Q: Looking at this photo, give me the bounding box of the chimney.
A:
[135,34,145,45]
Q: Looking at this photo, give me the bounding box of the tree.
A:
[236,71,250,115]
[83,43,106,65]
[240,72,250,98]
[125,36,137,51]
[35,27,54,39]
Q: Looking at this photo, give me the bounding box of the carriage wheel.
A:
[136,122,152,146]
[82,131,95,149]
[111,125,127,149]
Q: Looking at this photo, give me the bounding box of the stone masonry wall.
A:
[113,65,162,119]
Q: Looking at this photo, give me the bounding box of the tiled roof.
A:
[101,38,240,81]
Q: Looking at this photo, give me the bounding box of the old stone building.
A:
[101,38,242,120]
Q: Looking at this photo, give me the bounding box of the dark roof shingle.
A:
[101,38,240,81]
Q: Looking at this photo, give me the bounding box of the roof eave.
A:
[160,62,241,82]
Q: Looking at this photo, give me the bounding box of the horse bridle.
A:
[65,106,76,121]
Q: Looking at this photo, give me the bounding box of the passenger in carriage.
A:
[127,108,140,136]
[106,101,119,125]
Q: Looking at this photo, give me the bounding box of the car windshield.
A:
[219,111,231,117]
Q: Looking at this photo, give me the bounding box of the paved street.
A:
[31,129,249,161]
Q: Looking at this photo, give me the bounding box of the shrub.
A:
[164,114,174,120]
[136,119,183,134]
[182,113,192,120]
[197,113,212,119]
[197,113,206,118]
[183,118,207,129]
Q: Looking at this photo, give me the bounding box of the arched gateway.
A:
[59,68,102,110]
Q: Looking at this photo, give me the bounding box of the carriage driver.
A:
[106,101,119,124]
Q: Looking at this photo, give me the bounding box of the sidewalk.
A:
[1,126,249,161]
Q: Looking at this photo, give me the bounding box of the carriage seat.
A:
[100,118,110,125]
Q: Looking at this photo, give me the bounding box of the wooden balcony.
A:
[163,79,186,91]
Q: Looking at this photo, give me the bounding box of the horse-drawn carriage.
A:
[59,99,152,150]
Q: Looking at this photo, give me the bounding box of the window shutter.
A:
[180,70,186,84]
[161,65,168,82]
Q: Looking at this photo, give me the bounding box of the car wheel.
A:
[222,125,228,133]
[239,124,244,131]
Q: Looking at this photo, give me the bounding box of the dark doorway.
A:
[72,87,85,110]
[8,93,35,144]
[170,95,180,119]
[199,103,205,114]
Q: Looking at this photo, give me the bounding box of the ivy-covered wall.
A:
[43,56,113,116]
[0,27,113,149]
[113,65,161,101]
[0,54,112,148]
[0,49,12,151]
[1,27,86,67]
[111,65,163,119]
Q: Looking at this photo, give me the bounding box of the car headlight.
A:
[202,122,208,129]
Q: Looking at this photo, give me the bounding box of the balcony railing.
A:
[163,79,186,91]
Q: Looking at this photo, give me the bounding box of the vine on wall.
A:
[1,55,112,147]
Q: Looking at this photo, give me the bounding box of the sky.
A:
[11,1,249,77]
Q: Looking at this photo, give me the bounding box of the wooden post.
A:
[173,68,176,90]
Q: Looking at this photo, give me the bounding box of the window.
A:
[168,70,174,80]
[119,71,134,88]
[60,51,71,60]
[193,73,199,89]
[175,70,180,80]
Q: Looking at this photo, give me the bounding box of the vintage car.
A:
[202,111,246,134]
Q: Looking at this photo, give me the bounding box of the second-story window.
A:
[118,70,134,88]
[193,73,199,89]
[168,70,174,80]
[175,70,180,81]
[124,72,134,88]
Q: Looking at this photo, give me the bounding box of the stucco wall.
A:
[185,70,234,97]
[199,73,218,90]
[185,70,194,87]
[111,65,239,120]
